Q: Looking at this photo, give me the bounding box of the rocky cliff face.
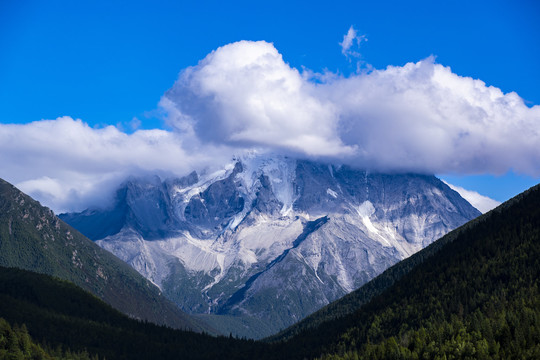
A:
[60,154,480,338]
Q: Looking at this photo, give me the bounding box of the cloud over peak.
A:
[164,40,540,176]
[162,40,353,157]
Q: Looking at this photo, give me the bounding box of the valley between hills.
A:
[1,164,540,359]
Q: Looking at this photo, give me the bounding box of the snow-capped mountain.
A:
[60,154,481,338]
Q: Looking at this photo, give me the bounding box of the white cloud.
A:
[340,26,357,54]
[0,117,232,212]
[164,41,540,176]
[324,57,540,175]
[162,40,354,157]
[339,26,367,58]
[443,181,501,213]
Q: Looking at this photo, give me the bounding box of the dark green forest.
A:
[0,316,98,360]
[0,266,274,360]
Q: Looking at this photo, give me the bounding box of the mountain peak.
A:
[60,156,480,338]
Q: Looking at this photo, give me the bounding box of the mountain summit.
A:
[61,155,480,338]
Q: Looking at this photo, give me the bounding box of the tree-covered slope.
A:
[0,178,207,333]
[0,265,270,360]
[0,315,97,360]
[277,183,540,359]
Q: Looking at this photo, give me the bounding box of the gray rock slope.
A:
[60,155,480,338]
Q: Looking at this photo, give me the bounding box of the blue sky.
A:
[1,0,539,211]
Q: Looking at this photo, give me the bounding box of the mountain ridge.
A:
[60,155,481,338]
[0,265,268,359]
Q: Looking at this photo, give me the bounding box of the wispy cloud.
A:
[339,26,367,58]
[443,181,501,213]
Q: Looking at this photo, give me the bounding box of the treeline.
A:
[0,266,273,360]
[0,317,98,360]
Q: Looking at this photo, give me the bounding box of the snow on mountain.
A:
[60,154,481,338]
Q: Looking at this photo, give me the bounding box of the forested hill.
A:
[277,183,540,359]
[0,265,272,359]
[0,178,207,333]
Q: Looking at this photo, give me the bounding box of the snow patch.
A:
[326,188,338,198]
[356,201,378,235]
[238,152,297,215]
